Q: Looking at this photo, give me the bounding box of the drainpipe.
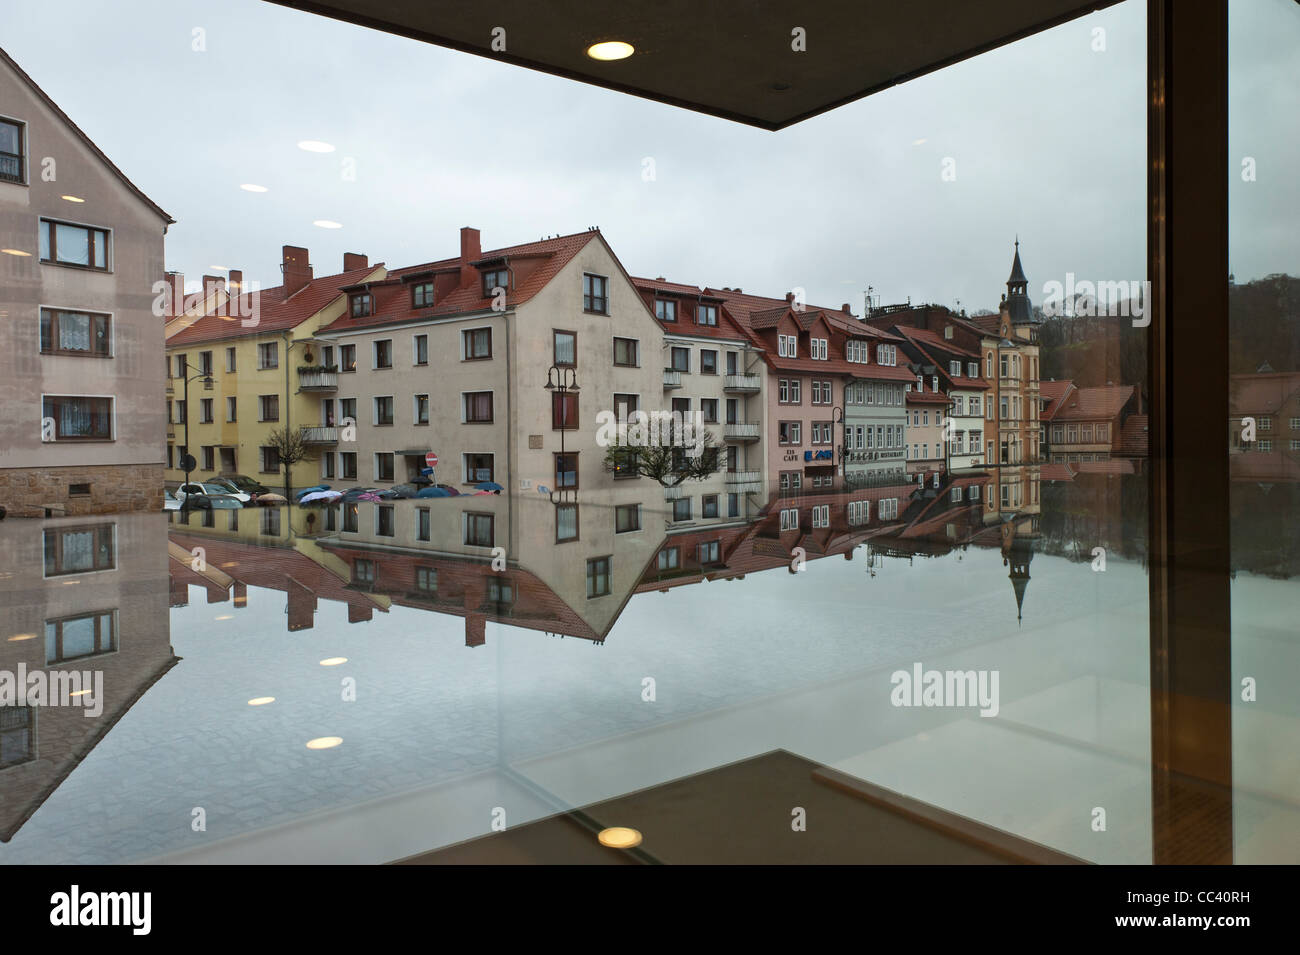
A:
[283,330,292,504]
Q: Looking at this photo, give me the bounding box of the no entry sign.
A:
[425,452,438,468]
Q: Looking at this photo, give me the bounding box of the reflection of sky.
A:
[0,532,1151,864]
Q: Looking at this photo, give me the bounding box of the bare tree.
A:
[602,430,722,487]
[266,426,316,502]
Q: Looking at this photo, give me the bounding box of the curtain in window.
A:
[61,531,94,570]
[467,392,492,420]
[556,505,577,540]
[54,223,90,265]
[59,312,91,351]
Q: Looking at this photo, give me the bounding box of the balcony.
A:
[724,421,761,442]
[301,426,339,445]
[664,485,688,500]
[725,470,763,493]
[165,379,174,395]
[299,369,339,391]
[663,369,682,389]
[723,373,761,393]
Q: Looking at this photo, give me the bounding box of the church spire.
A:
[1002,238,1034,325]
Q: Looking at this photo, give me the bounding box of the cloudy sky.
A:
[2,0,1296,311]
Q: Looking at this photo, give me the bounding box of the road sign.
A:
[425,452,438,468]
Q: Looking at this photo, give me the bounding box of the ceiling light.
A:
[247,697,275,706]
[313,220,343,229]
[61,194,85,203]
[319,657,347,666]
[298,140,335,153]
[240,183,268,193]
[597,826,643,849]
[912,138,928,146]
[306,736,343,749]
[586,41,634,61]
[1,248,31,256]
[7,633,36,642]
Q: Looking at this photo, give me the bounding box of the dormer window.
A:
[931,375,939,392]
[696,304,718,326]
[656,299,677,322]
[350,292,372,318]
[916,375,924,391]
[968,361,978,378]
[876,344,896,366]
[0,117,24,184]
[949,360,961,376]
[778,333,797,358]
[411,281,435,308]
[811,338,828,360]
[483,268,509,298]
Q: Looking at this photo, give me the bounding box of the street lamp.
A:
[544,364,579,501]
[178,361,214,508]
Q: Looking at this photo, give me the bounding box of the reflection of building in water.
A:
[0,513,176,842]
[1229,367,1300,481]
[1040,380,1147,463]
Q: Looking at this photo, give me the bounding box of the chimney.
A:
[343,252,368,272]
[228,269,243,297]
[202,274,225,300]
[842,303,851,313]
[459,227,481,287]
[282,245,313,296]
[785,291,795,304]
[465,614,486,648]
[164,271,185,317]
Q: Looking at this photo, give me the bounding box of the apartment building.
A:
[633,277,766,525]
[312,227,668,552]
[163,246,384,493]
[0,47,173,516]
[1040,380,1141,463]
[904,383,949,476]
[889,325,988,471]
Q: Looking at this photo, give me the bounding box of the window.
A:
[970,396,981,416]
[1000,355,1009,378]
[465,453,494,483]
[201,446,215,470]
[1259,439,1273,452]
[1,707,34,769]
[260,445,281,473]
[39,308,111,356]
[257,342,278,369]
[354,558,375,584]
[701,398,719,423]
[1259,416,1272,431]
[778,334,797,358]
[554,452,578,489]
[697,304,718,326]
[614,337,640,366]
[583,273,609,313]
[848,500,870,525]
[375,452,394,482]
[257,394,279,422]
[225,347,237,372]
[556,503,579,542]
[1291,418,1300,431]
[656,299,677,322]
[700,349,718,374]
[44,609,117,665]
[672,498,692,522]
[812,380,832,405]
[373,339,393,369]
[199,398,213,424]
[39,218,110,270]
[780,508,799,531]
[416,508,431,542]
[464,512,494,547]
[726,398,739,424]
[876,344,897,365]
[486,577,515,605]
[341,452,358,480]
[376,504,395,536]
[614,393,639,422]
[414,334,429,365]
[350,292,372,317]
[464,391,494,423]
[41,396,112,440]
[812,338,828,360]
[779,379,801,404]
[671,347,690,372]
[480,268,509,298]
[553,330,577,366]
[462,328,491,360]
[615,503,641,533]
[779,421,802,445]
[339,397,357,426]
[372,396,394,426]
[586,557,612,597]
[658,547,680,571]
[728,493,740,517]
[342,503,358,533]
[412,281,435,308]
[340,344,357,372]
[415,565,437,592]
[552,391,578,430]
[699,540,721,564]
[0,117,24,184]
[414,394,429,425]
[702,495,719,518]
[321,452,335,479]
[43,524,114,576]
[812,504,830,528]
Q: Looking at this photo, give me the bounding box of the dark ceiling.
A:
[265,0,1122,130]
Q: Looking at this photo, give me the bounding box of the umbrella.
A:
[295,484,329,500]
[390,484,420,498]
[410,474,433,486]
[354,491,383,502]
[299,490,342,504]
[256,492,288,506]
[416,486,452,498]
[475,481,504,492]
[471,489,493,495]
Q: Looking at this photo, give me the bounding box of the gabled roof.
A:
[319,230,600,334]
[1051,384,1135,421]
[166,263,383,346]
[1039,379,1075,420]
[1229,371,1300,415]
[631,276,752,342]
[891,326,991,391]
[0,46,173,224]
[1116,414,1150,456]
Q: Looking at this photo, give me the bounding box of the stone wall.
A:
[0,463,163,517]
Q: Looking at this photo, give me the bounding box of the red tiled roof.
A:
[1039,380,1075,420]
[1229,371,1300,415]
[906,390,951,405]
[1040,463,1076,482]
[1116,414,1149,455]
[893,325,982,359]
[892,326,991,392]
[632,277,754,343]
[1052,384,1135,421]
[166,264,382,346]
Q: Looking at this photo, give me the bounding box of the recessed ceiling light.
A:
[313,220,343,230]
[7,633,36,642]
[61,194,85,203]
[586,41,634,61]
[319,657,347,666]
[240,183,269,193]
[1,248,31,257]
[247,696,275,706]
[306,736,343,750]
[298,140,335,153]
[210,266,228,272]
[597,827,643,849]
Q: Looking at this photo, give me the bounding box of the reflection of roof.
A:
[1116,414,1149,455]
[1229,371,1300,415]
[1051,384,1134,421]
[1039,380,1073,419]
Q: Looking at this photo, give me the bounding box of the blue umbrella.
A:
[475,481,504,492]
[416,486,452,498]
[295,484,329,500]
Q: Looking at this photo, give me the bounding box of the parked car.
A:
[163,489,181,511]
[175,482,252,506]
[180,493,244,510]
[207,476,258,501]
[214,473,271,496]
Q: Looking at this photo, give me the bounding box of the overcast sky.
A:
[2,0,1296,311]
